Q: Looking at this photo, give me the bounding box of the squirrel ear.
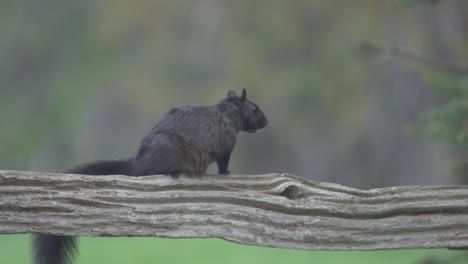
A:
[240,88,247,101]
[227,90,237,98]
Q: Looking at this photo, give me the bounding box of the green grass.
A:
[0,235,462,264]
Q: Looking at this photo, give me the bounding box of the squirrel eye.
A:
[252,106,258,112]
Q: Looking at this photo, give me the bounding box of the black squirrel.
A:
[33,88,268,264]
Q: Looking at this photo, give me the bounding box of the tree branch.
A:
[358,40,468,75]
[1,170,468,250]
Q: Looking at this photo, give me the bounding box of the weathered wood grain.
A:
[0,170,467,250]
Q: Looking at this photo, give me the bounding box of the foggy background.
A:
[1,0,465,189]
[1,1,468,263]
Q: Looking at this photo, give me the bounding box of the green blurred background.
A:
[1,0,468,263]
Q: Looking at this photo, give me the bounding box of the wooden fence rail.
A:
[0,170,467,250]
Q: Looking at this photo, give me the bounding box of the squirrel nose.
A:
[261,118,268,127]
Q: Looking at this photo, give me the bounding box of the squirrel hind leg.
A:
[131,152,182,176]
[131,138,184,176]
[179,153,210,176]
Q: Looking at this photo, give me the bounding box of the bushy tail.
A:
[33,235,77,264]
[33,159,132,264]
[65,158,132,175]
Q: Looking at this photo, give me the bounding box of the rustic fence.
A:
[1,170,467,250]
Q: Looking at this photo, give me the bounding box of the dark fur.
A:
[33,233,77,264]
[33,89,267,264]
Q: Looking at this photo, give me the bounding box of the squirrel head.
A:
[226,89,268,133]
